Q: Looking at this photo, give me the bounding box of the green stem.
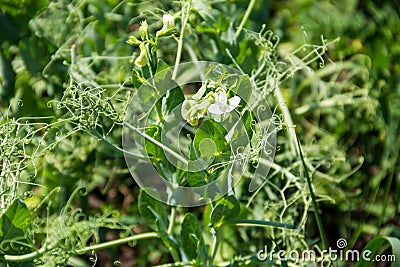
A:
[156,101,165,123]
[0,160,7,211]
[2,246,47,262]
[296,136,328,249]
[169,247,181,263]
[74,232,159,254]
[67,256,90,267]
[294,90,369,115]
[235,0,256,38]
[275,85,297,157]
[124,122,189,165]
[377,118,400,235]
[2,232,158,262]
[153,262,195,267]
[226,219,300,230]
[210,228,220,265]
[173,1,190,79]
[89,128,148,160]
[167,207,177,235]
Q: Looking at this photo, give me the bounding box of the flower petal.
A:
[162,14,175,28]
[208,103,225,115]
[181,100,194,120]
[228,96,240,108]
[215,91,227,104]
[192,84,207,100]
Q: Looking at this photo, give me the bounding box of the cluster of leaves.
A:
[268,0,400,248]
[0,0,399,266]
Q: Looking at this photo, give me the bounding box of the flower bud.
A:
[162,14,175,29]
[156,14,176,37]
[134,43,148,67]
[139,20,149,39]
[126,35,141,46]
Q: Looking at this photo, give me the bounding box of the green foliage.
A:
[356,236,400,267]
[0,51,15,101]
[0,0,398,266]
[210,195,240,229]
[269,0,400,251]
[138,190,169,231]
[188,119,230,187]
[0,0,48,30]
[0,199,33,266]
[181,213,208,263]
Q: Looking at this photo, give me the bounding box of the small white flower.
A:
[181,84,241,125]
[192,83,207,100]
[181,99,195,121]
[162,14,175,29]
[156,14,176,37]
[208,91,240,115]
[134,42,148,67]
[181,98,213,126]
[139,20,149,39]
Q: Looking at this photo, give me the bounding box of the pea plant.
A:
[1,0,396,266]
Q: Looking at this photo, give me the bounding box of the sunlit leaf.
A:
[138,190,168,231]
[0,199,33,266]
[181,213,208,261]
[210,195,240,228]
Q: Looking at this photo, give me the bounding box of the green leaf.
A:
[0,199,31,244]
[242,110,254,142]
[145,125,164,160]
[138,190,169,231]
[154,62,183,115]
[210,195,240,228]
[356,236,400,267]
[187,120,230,188]
[191,0,212,20]
[146,206,179,257]
[131,69,143,88]
[0,50,15,102]
[149,44,158,74]
[163,87,185,115]
[156,59,170,73]
[154,215,179,251]
[19,35,54,76]
[0,199,33,266]
[193,120,229,162]
[204,65,227,81]
[139,191,179,259]
[181,213,208,261]
[195,22,219,34]
[231,74,252,105]
[197,138,217,162]
[0,0,48,30]
[0,14,20,42]
[144,125,174,181]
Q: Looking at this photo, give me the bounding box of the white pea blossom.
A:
[181,84,241,125]
[156,14,176,37]
[139,20,149,39]
[181,97,213,126]
[134,42,148,67]
[208,91,241,115]
[162,14,175,29]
